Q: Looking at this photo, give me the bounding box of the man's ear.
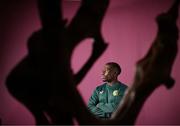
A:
[113,70,118,77]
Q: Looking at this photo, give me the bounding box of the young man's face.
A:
[101,65,117,82]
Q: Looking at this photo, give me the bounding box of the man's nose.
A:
[102,72,106,76]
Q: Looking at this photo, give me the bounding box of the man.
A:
[88,62,128,119]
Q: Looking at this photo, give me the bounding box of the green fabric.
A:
[88,82,128,119]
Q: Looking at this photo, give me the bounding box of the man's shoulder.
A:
[95,83,107,91]
[119,82,128,89]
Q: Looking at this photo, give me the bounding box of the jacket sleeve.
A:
[96,102,118,113]
[87,89,105,118]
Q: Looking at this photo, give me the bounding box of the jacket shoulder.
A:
[119,82,128,90]
[96,83,106,91]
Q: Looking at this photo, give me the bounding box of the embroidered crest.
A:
[113,90,119,96]
[99,90,104,94]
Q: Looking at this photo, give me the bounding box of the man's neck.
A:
[107,80,119,86]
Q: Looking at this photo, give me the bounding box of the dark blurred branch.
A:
[37,0,62,29]
[74,37,108,85]
[68,0,109,85]
[109,0,180,124]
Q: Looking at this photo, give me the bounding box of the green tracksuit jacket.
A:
[88,82,128,119]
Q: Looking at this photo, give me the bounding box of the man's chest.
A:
[98,88,122,103]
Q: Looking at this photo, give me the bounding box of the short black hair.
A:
[106,62,121,75]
